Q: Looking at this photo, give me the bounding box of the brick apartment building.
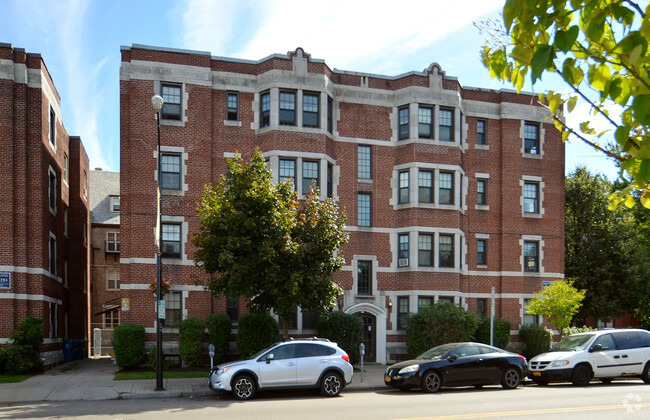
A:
[0,43,90,366]
[89,169,120,356]
[119,44,564,363]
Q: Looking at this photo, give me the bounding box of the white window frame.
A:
[521,235,544,274]
[521,121,544,158]
[352,256,378,297]
[106,232,120,253]
[49,232,57,276]
[155,146,188,197]
[48,166,57,215]
[106,267,120,291]
[521,176,545,218]
[110,196,120,213]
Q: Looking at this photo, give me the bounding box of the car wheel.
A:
[501,367,521,389]
[421,370,442,393]
[571,364,593,387]
[232,374,256,400]
[321,372,343,397]
[642,362,650,384]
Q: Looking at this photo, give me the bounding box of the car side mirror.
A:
[266,353,274,364]
[447,354,458,362]
[589,344,602,353]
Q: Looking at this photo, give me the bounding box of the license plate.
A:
[384,375,391,382]
[533,372,541,376]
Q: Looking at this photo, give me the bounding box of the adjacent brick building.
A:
[119,44,564,363]
[0,43,90,365]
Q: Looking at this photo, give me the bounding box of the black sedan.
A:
[384,342,528,393]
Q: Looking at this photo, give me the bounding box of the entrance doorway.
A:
[357,313,376,362]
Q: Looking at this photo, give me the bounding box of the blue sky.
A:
[2,0,619,179]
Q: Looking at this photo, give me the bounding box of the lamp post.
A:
[151,94,164,391]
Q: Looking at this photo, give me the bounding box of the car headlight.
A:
[551,360,569,367]
[216,366,231,375]
[398,365,419,374]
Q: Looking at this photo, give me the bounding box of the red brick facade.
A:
[120,45,564,363]
[0,44,90,365]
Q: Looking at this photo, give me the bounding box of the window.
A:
[477,299,487,317]
[399,171,409,204]
[477,119,486,145]
[63,153,69,184]
[260,91,270,127]
[302,310,319,330]
[111,196,120,212]
[279,159,296,190]
[49,169,57,212]
[49,234,57,275]
[439,234,454,268]
[418,233,433,267]
[477,239,487,266]
[227,92,239,121]
[524,122,539,154]
[439,108,454,141]
[49,106,56,147]
[83,171,88,198]
[279,90,296,125]
[523,298,539,325]
[418,296,434,311]
[398,106,409,140]
[227,297,239,322]
[83,217,87,246]
[163,292,182,327]
[161,83,182,120]
[418,106,433,139]
[49,302,57,338]
[327,164,333,198]
[327,96,333,133]
[302,161,319,194]
[397,297,409,330]
[357,260,372,295]
[418,170,433,203]
[105,309,120,328]
[358,193,371,227]
[63,208,68,237]
[524,241,539,272]
[303,92,319,127]
[477,179,487,206]
[439,172,454,205]
[161,223,181,258]
[161,154,181,190]
[358,145,371,179]
[280,309,298,331]
[107,268,120,290]
[106,232,120,253]
[438,296,454,304]
[524,182,539,214]
[398,234,410,267]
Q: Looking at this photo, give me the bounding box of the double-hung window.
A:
[357,260,372,295]
[397,297,409,330]
[398,106,409,140]
[418,233,433,267]
[439,234,454,268]
[49,106,56,147]
[49,235,57,275]
[260,91,270,127]
[439,172,454,205]
[524,241,539,272]
[399,171,409,204]
[279,159,296,190]
[161,83,182,120]
[106,232,120,253]
[302,161,319,194]
[358,193,371,227]
[327,96,333,133]
[49,170,57,212]
[164,292,182,327]
[524,122,539,154]
[523,298,539,325]
[477,239,487,266]
[477,119,486,145]
[227,92,239,121]
[398,234,410,267]
[418,296,434,311]
[161,154,181,190]
[107,268,120,290]
[439,108,454,141]
[161,223,181,259]
[303,92,319,127]
[418,170,433,203]
[418,106,433,139]
[477,179,487,206]
[358,145,371,179]
[227,297,239,322]
[63,153,69,184]
[111,196,120,212]
[524,182,539,214]
[279,90,296,125]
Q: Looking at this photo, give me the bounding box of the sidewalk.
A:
[0,358,388,404]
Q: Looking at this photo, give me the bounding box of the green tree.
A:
[192,149,349,337]
[481,0,650,207]
[526,279,585,334]
[565,166,650,322]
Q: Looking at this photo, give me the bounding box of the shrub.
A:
[179,317,205,367]
[3,317,44,374]
[205,313,232,364]
[317,311,363,365]
[147,345,169,371]
[3,345,38,374]
[237,313,280,358]
[519,324,552,360]
[406,302,479,359]
[0,347,7,374]
[474,317,512,350]
[113,323,145,369]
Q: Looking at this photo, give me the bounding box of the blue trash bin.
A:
[63,339,74,362]
[74,340,86,360]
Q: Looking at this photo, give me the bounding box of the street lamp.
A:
[151,94,164,391]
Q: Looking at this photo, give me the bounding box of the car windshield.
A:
[551,334,595,351]
[417,344,457,360]
[246,343,278,360]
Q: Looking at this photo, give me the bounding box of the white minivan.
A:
[528,328,650,386]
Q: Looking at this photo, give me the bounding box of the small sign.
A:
[121,298,131,311]
[158,300,166,319]
[542,281,552,290]
[0,273,10,289]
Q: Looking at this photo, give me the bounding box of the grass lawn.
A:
[0,374,31,383]
[113,370,207,380]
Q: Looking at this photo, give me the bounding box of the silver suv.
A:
[208,338,353,400]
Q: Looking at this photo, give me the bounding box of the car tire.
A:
[320,372,343,397]
[501,367,521,389]
[642,362,650,384]
[571,364,593,387]
[421,370,442,393]
[232,374,256,400]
